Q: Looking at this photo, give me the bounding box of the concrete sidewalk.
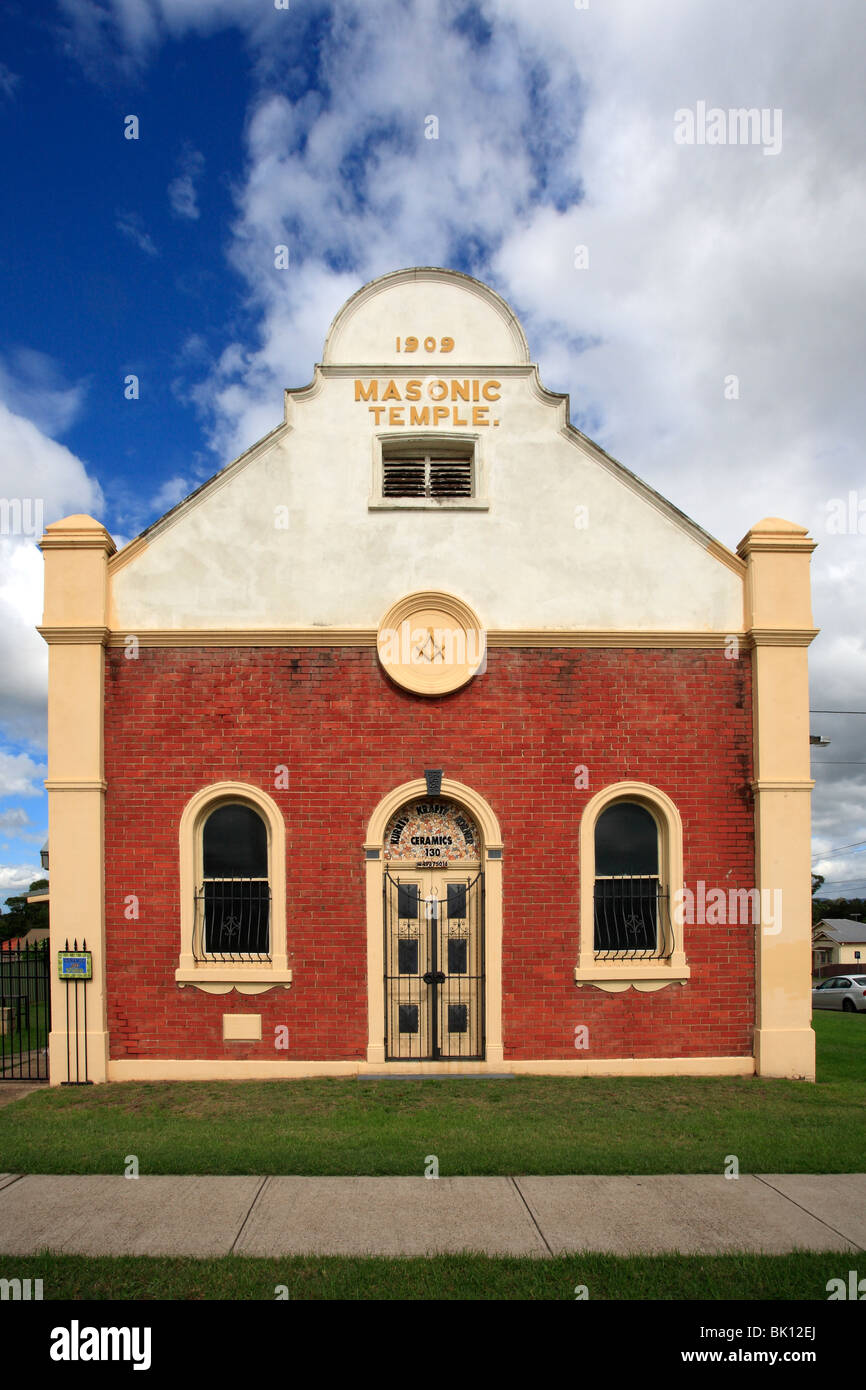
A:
[0,1173,864,1258]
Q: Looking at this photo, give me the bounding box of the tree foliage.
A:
[0,879,49,942]
[812,896,866,927]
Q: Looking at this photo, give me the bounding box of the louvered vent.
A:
[382,457,427,497]
[429,457,472,497]
[382,449,473,499]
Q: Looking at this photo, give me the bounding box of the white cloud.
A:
[58,0,274,74]
[0,864,45,901]
[167,175,198,220]
[52,0,866,870]
[0,400,103,524]
[0,751,47,800]
[0,63,21,100]
[168,145,205,220]
[0,348,86,438]
[58,0,161,70]
[116,210,159,257]
[486,0,866,541]
[0,401,103,744]
[150,475,189,512]
[0,542,49,745]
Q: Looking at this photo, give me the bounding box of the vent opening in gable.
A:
[382,442,474,499]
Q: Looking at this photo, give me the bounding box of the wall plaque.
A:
[377,590,486,695]
[58,951,92,981]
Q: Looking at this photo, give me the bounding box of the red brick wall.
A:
[103,645,755,1061]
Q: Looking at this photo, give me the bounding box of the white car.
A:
[812,975,866,1013]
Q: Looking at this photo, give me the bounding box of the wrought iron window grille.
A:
[193,877,271,962]
[593,875,674,961]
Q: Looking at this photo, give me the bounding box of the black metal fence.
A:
[0,941,50,1080]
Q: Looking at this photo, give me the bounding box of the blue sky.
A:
[1,17,252,529]
[1,0,865,905]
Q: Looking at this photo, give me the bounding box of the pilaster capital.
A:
[39,514,116,629]
[39,514,116,554]
[736,516,816,558]
[737,516,817,632]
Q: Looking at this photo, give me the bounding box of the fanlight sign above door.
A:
[377,591,486,696]
[384,800,480,862]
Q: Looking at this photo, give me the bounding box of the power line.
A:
[811,761,866,765]
[812,839,866,861]
[810,709,866,715]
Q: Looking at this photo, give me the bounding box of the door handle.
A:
[422,971,447,985]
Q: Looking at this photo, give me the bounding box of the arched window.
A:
[176,782,292,994]
[593,802,671,959]
[575,782,689,991]
[197,804,270,960]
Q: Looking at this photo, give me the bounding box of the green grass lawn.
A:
[0,1251,844,1300]
[1,1013,861,1301]
[809,1004,866,1081]
[0,1011,862,1178]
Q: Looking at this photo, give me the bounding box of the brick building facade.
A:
[39,268,818,1081]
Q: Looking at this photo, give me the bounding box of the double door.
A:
[384,867,484,1061]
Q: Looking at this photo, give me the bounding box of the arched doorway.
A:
[364,779,503,1070]
[382,798,483,1061]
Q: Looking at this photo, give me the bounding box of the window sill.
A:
[574,963,690,993]
[175,966,293,996]
[368,498,490,511]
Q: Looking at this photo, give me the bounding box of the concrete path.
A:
[0,1173,863,1258]
[0,1083,45,1108]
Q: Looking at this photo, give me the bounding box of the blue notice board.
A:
[58,951,92,980]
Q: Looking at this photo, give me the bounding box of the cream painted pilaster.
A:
[39,515,116,1085]
[738,518,818,1080]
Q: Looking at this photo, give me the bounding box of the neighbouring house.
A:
[0,929,50,953]
[1,929,50,948]
[37,267,818,1084]
[812,919,866,977]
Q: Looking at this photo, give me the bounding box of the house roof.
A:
[0,927,49,950]
[813,919,866,943]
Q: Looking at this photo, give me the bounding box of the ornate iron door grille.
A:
[384,870,485,1061]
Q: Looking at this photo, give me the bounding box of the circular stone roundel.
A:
[377,591,486,695]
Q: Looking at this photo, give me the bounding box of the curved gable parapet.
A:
[322,267,530,367]
[102,266,762,633]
